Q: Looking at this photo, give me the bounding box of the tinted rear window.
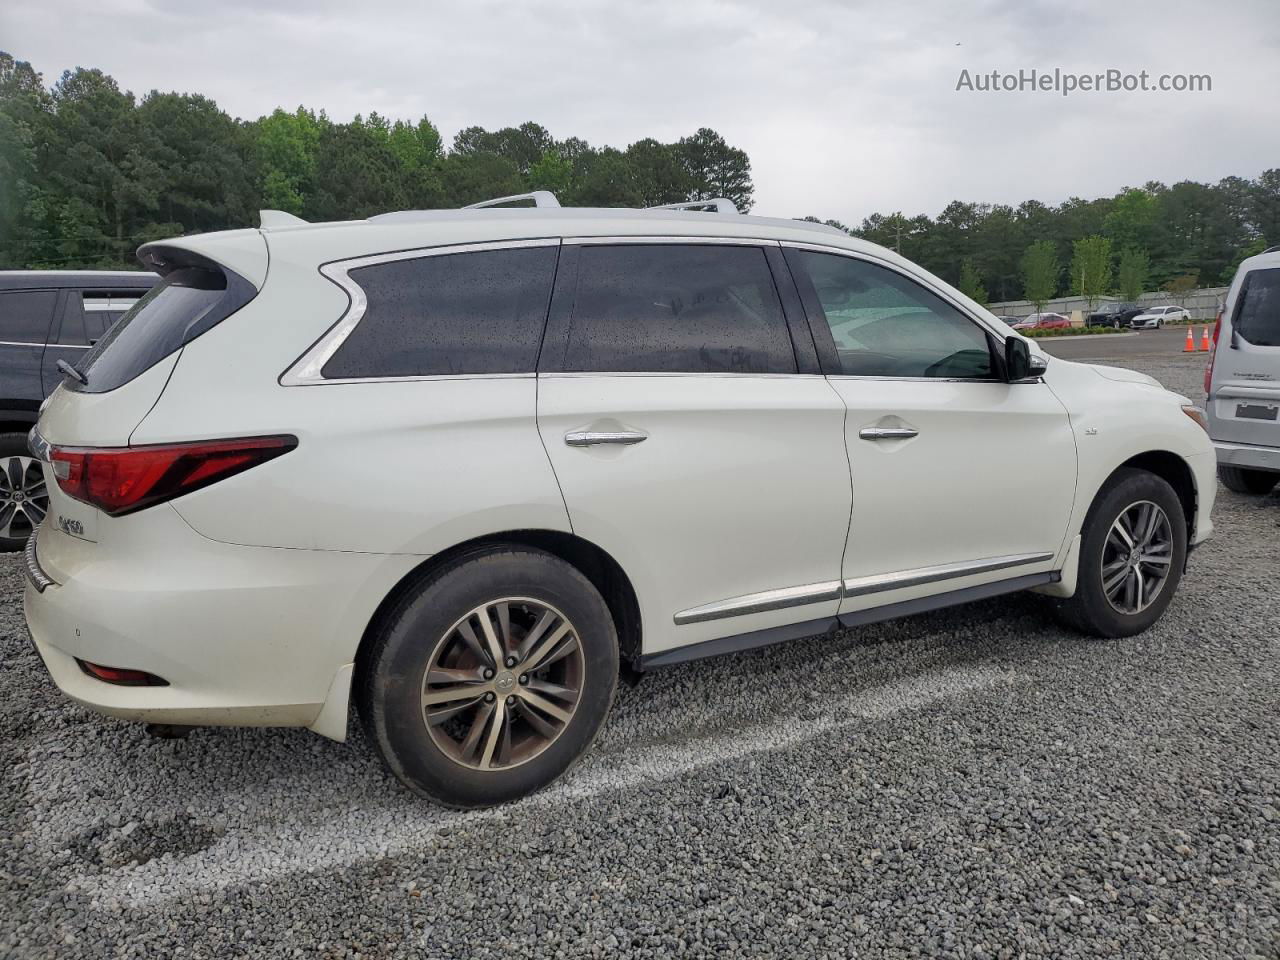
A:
[321,245,559,379]
[72,265,253,394]
[556,244,794,374]
[1235,268,1280,347]
[0,290,57,343]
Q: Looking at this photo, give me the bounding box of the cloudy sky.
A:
[4,0,1278,225]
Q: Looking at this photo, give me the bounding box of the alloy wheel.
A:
[1101,500,1174,615]
[0,456,47,541]
[421,597,585,771]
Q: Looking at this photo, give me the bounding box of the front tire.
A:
[1218,465,1278,495]
[1055,469,1186,638]
[357,546,618,808]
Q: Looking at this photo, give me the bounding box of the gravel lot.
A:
[3,351,1278,959]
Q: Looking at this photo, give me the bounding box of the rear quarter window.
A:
[1235,268,1280,347]
[320,244,559,379]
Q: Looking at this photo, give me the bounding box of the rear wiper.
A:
[56,359,87,385]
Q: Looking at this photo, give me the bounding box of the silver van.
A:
[1207,247,1280,494]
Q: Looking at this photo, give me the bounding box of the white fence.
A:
[988,287,1228,322]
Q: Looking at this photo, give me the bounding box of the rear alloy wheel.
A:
[1054,468,1186,638]
[0,432,47,551]
[1218,465,1278,495]
[358,546,618,808]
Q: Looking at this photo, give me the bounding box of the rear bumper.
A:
[1213,440,1280,474]
[22,508,421,737]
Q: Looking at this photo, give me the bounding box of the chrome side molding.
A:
[673,552,1055,624]
[673,581,843,625]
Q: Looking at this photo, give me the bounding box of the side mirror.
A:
[1004,335,1046,382]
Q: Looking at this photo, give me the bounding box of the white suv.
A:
[24,194,1216,807]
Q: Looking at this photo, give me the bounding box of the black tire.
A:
[357,546,618,808]
[1218,465,1278,495]
[0,430,47,552]
[1054,468,1187,639]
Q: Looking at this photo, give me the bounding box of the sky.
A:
[4,0,1279,226]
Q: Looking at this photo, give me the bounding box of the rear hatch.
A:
[1210,263,1280,448]
[34,232,265,545]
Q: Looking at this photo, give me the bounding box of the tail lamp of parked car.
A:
[1204,311,1222,394]
[48,435,297,517]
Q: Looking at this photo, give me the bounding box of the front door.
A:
[537,240,853,658]
[783,245,1077,612]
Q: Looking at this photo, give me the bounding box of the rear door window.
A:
[321,245,559,379]
[1234,268,1280,347]
[73,264,255,394]
[550,244,795,374]
[0,290,57,344]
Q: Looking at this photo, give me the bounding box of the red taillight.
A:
[76,659,168,686]
[1204,311,1223,394]
[49,435,296,516]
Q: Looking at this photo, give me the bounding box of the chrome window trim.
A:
[674,581,843,625]
[280,237,561,387]
[841,552,1054,598]
[779,240,1015,346]
[674,553,1055,625]
[563,235,780,247]
[0,340,64,349]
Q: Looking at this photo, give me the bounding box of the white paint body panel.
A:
[537,374,851,654]
[22,208,1215,738]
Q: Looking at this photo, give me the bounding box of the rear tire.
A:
[1218,465,1278,495]
[1055,469,1186,639]
[0,431,47,552]
[357,546,618,808]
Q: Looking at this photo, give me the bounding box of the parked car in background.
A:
[996,315,1022,326]
[23,194,1216,808]
[0,270,157,550]
[1129,305,1190,329]
[1013,312,1071,330]
[1205,245,1280,495]
[1089,302,1145,328]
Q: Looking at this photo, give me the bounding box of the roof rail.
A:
[463,191,561,210]
[1263,244,1280,255]
[647,199,740,215]
[259,209,309,229]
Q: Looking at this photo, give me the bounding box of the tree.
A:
[677,128,753,211]
[958,259,987,305]
[1071,236,1113,312]
[1021,240,1059,313]
[1116,247,1150,302]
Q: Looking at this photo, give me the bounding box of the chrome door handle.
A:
[565,431,648,447]
[858,427,919,441]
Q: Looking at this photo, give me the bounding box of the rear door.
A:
[1211,265,1280,448]
[782,244,1077,612]
[536,239,852,659]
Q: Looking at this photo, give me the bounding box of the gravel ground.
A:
[3,352,1278,959]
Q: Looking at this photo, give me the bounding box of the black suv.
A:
[1088,301,1145,328]
[0,270,157,549]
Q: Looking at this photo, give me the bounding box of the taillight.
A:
[49,435,296,516]
[1204,310,1222,394]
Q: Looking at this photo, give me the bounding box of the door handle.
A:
[858,427,919,442]
[565,431,648,447]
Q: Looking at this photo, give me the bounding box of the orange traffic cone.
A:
[1200,327,1211,351]
[1183,328,1196,352]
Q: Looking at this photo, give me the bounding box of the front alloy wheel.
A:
[1101,501,1174,615]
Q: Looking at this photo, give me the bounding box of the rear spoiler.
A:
[137,229,268,290]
